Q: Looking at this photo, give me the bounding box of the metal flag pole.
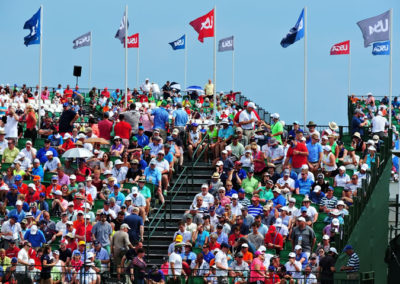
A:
[137,45,140,88]
[184,34,188,90]
[38,5,43,127]
[389,8,393,126]
[303,6,308,129]
[348,43,351,96]
[124,5,128,109]
[232,46,235,91]
[89,31,92,92]
[213,6,217,121]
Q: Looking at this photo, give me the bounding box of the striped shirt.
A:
[238,197,251,208]
[248,204,263,217]
[320,196,338,209]
[347,252,360,272]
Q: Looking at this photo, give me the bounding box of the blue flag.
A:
[280,9,304,48]
[372,41,390,55]
[169,35,185,50]
[23,7,41,46]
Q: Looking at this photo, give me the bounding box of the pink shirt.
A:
[250,257,266,282]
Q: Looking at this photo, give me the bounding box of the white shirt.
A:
[275,224,289,237]
[231,203,243,216]
[277,177,295,189]
[17,248,29,272]
[21,147,37,163]
[154,158,169,173]
[44,157,61,171]
[82,268,97,283]
[0,140,7,154]
[111,166,128,183]
[1,220,21,241]
[168,252,183,276]
[141,82,152,93]
[334,173,350,187]
[56,220,67,233]
[265,145,285,163]
[85,185,97,200]
[4,116,18,138]
[193,192,214,208]
[215,251,229,276]
[371,115,388,133]
[239,110,258,130]
[285,260,302,279]
[18,158,32,171]
[298,273,318,284]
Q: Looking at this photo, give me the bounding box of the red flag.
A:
[125,33,139,48]
[189,9,214,43]
[330,40,350,55]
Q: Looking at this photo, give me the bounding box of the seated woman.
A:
[362,145,379,169]
[321,145,337,177]
[110,136,125,157]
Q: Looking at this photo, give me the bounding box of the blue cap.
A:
[343,245,353,252]
[63,103,69,107]
[11,257,17,263]
[191,123,199,127]
[15,175,22,181]
[220,242,229,249]
[40,192,46,197]
[209,206,215,212]
[328,186,334,191]
[113,183,120,189]
[10,215,18,220]
[301,206,308,212]
[138,126,144,130]
[238,188,245,194]
[167,136,174,141]
[11,184,17,190]
[51,176,58,180]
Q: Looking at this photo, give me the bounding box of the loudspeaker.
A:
[73,66,82,77]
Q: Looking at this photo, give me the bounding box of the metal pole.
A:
[389,8,393,126]
[136,46,140,88]
[232,48,235,91]
[396,194,399,227]
[124,5,128,109]
[348,43,351,96]
[184,34,187,90]
[38,5,43,127]
[213,6,217,121]
[303,6,307,130]
[89,31,92,91]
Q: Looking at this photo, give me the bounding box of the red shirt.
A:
[73,220,85,237]
[66,241,77,253]
[16,183,28,196]
[98,119,113,140]
[228,233,244,246]
[61,140,75,151]
[208,242,220,251]
[25,191,40,204]
[286,142,308,169]
[45,184,61,198]
[35,184,46,195]
[26,112,36,130]
[5,246,20,258]
[64,89,73,98]
[114,121,132,139]
[264,232,283,248]
[101,90,110,98]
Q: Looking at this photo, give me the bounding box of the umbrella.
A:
[84,137,110,145]
[170,82,181,92]
[62,148,93,159]
[185,86,204,94]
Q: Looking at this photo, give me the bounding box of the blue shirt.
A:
[164,152,174,164]
[90,247,110,261]
[151,107,169,130]
[37,147,58,164]
[24,229,46,247]
[248,204,263,217]
[296,252,308,269]
[351,116,364,135]
[5,192,18,207]
[32,165,44,180]
[135,134,149,147]
[143,167,162,185]
[295,178,314,195]
[309,191,326,204]
[225,189,238,197]
[8,209,26,223]
[109,191,125,206]
[180,251,197,263]
[306,142,322,163]
[218,127,234,140]
[173,109,189,127]
[148,143,163,156]
[272,195,286,208]
[216,232,228,244]
[202,251,215,263]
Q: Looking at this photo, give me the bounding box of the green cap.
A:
[348,146,355,151]
[161,100,168,106]
[132,136,138,142]
[143,146,151,150]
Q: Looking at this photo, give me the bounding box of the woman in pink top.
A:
[140,107,153,137]
[250,251,267,283]
[41,86,50,100]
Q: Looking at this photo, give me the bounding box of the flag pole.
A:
[348,44,351,96]
[124,5,128,109]
[303,6,307,129]
[38,5,43,128]
[389,8,393,126]
[184,34,187,90]
[136,46,140,88]
[232,47,235,91]
[213,6,217,121]
[89,31,92,92]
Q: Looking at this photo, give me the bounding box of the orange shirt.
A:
[62,140,75,151]
[242,251,253,263]
[45,184,61,198]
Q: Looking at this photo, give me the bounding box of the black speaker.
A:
[73,66,82,77]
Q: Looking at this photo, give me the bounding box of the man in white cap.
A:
[334,166,350,187]
[4,107,19,139]
[290,217,316,258]
[370,110,388,139]
[111,223,134,275]
[58,132,75,154]
[216,118,234,158]
[128,187,147,220]
[193,184,215,208]
[51,190,68,216]
[20,140,36,163]
[43,150,61,172]
[238,102,259,140]
[267,113,283,144]
[111,159,128,184]
[285,252,302,279]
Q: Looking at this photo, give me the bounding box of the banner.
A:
[280,8,304,48]
[330,40,350,55]
[23,7,41,46]
[169,35,185,50]
[115,11,129,44]
[218,36,234,52]
[126,33,139,48]
[357,10,390,47]
[189,9,214,43]
[372,41,390,55]
[73,32,91,49]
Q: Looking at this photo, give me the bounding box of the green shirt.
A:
[139,185,151,198]
[229,142,245,159]
[242,177,259,194]
[3,147,19,163]
[257,187,274,202]
[271,121,283,144]
[207,128,218,143]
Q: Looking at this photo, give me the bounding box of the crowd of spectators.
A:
[0,82,385,283]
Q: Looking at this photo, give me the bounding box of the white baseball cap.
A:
[294,245,302,250]
[332,218,340,226]
[45,151,53,156]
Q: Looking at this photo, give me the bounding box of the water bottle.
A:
[298,235,303,246]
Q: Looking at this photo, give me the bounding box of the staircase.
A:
[145,162,214,265]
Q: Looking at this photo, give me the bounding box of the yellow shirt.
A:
[3,147,19,163]
[204,83,214,96]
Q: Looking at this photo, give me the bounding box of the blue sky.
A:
[0,0,398,126]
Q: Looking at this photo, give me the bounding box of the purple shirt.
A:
[58,174,70,186]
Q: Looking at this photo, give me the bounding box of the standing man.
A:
[319,247,337,284]
[204,79,214,99]
[123,104,141,135]
[238,102,258,140]
[215,242,230,282]
[98,112,113,141]
[351,109,367,136]
[168,242,184,283]
[59,103,79,135]
[172,103,188,136]
[124,207,144,244]
[340,245,360,279]
[114,114,132,147]
[151,101,169,141]
[268,113,283,144]
[284,137,309,175]
[290,217,316,258]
